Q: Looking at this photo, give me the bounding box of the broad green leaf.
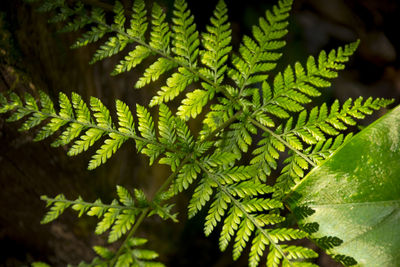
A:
[287,105,400,267]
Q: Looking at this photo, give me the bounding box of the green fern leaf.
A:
[149,3,170,52]
[177,88,213,120]
[86,199,107,217]
[232,217,254,260]
[115,252,133,267]
[136,104,156,142]
[229,0,292,92]
[88,133,128,170]
[35,0,64,13]
[90,97,113,129]
[93,246,114,260]
[127,0,148,40]
[41,194,71,224]
[90,34,129,64]
[71,9,109,48]
[34,117,67,141]
[204,191,231,236]
[249,230,269,267]
[6,2,398,267]
[71,92,91,123]
[171,162,201,193]
[136,104,164,164]
[201,0,231,84]
[135,58,177,88]
[251,132,285,182]
[267,247,282,267]
[112,1,126,31]
[149,67,198,106]
[188,177,215,218]
[68,128,104,156]
[219,206,243,251]
[158,104,176,145]
[51,122,86,147]
[283,245,318,260]
[117,185,134,206]
[108,209,136,242]
[95,201,120,235]
[269,228,307,243]
[172,0,199,67]
[112,45,152,75]
[116,100,135,135]
[59,4,89,33]
[228,181,274,198]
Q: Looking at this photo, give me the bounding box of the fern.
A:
[82,237,165,267]
[1,0,396,266]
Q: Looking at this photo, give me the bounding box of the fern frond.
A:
[135,58,178,88]
[127,0,148,40]
[204,191,231,236]
[112,45,152,75]
[89,132,129,170]
[188,177,215,219]
[87,98,131,169]
[171,0,199,67]
[34,92,72,141]
[40,194,71,224]
[191,161,312,266]
[131,104,152,141]
[90,34,129,64]
[171,162,201,194]
[109,209,137,242]
[136,104,164,164]
[149,3,170,52]
[59,3,89,33]
[117,185,135,207]
[111,0,151,75]
[229,0,293,93]
[217,114,257,155]
[7,2,398,267]
[271,97,392,196]
[71,8,109,48]
[255,42,360,120]
[250,130,285,182]
[41,186,148,243]
[83,237,165,267]
[232,217,254,260]
[157,104,176,146]
[68,128,104,156]
[307,133,353,164]
[201,0,231,85]
[116,100,135,135]
[177,88,213,120]
[281,97,393,146]
[249,230,270,267]
[200,98,237,138]
[0,91,177,169]
[134,3,175,88]
[34,0,64,13]
[149,67,199,106]
[89,2,129,64]
[219,206,243,251]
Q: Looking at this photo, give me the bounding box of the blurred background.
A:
[0,0,399,266]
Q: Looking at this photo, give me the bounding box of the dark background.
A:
[0,0,399,266]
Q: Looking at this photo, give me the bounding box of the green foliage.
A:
[287,106,400,267]
[76,237,165,267]
[3,0,396,266]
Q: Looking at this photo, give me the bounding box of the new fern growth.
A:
[0,0,394,266]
